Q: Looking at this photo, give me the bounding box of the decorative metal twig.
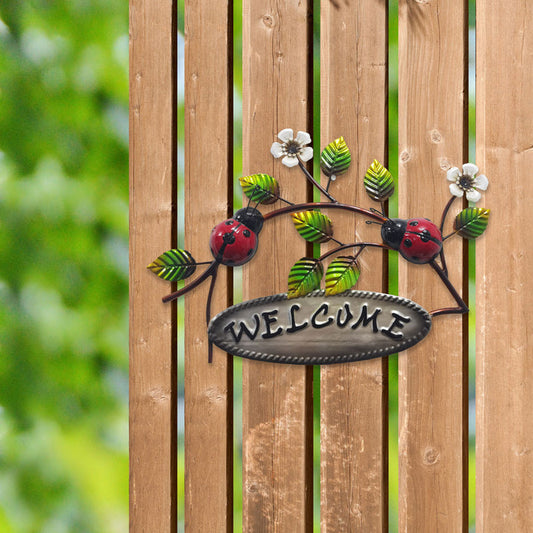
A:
[440,195,457,233]
[162,260,218,303]
[319,242,392,262]
[428,260,468,316]
[297,160,337,203]
[263,201,387,223]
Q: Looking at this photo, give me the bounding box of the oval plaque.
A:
[208,290,432,365]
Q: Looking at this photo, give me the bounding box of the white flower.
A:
[447,163,489,203]
[270,128,313,168]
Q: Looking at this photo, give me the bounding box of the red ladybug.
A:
[381,217,442,264]
[209,207,264,266]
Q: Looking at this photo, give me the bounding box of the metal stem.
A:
[205,264,219,363]
[428,259,468,316]
[440,194,457,233]
[298,160,338,203]
[319,242,391,262]
[439,249,449,278]
[264,202,388,223]
[162,260,218,303]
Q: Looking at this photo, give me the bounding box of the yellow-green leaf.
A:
[364,160,394,201]
[288,258,324,299]
[320,137,351,177]
[325,257,360,296]
[291,210,333,243]
[239,173,280,205]
[147,249,196,282]
[454,207,490,240]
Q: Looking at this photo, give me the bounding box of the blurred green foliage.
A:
[0,2,128,532]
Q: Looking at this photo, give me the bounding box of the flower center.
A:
[285,140,301,155]
[458,175,474,190]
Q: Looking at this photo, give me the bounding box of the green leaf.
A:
[288,258,324,299]
[454,207,490,240]
[291,210,333,243]
[147,249,197,281]
[320,137,351,178]
[325,257,360,296]
[239,173,280,205]
[364,160,394,202]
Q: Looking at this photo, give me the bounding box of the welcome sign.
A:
[149,131,489,364]
[208,291,432,365]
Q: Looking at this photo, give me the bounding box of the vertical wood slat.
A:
[242,1,313,530]
[184,0,234,531]
[129,1,177,532]
[398,0,468,530]
[476,2,533,531]
[319,1,389,531]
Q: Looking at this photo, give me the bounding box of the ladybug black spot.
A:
[247,249,254,256]
[404,238,412,247]
[409,220,419,226]
[411,256,420,262]
[243,229,251,238]
[225,220,234,225]
[222,232,236,244]
[420,230,430,242]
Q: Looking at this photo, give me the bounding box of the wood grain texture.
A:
[184,1,233,531]
[242,1,313,531]
[320,1,389,531]
[476,2,533,531]
[398,0,468,530]
[129,1,177,531]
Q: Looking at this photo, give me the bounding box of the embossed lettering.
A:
[286,303,308,333]
[336,303,354,328]
[261,310,283,339]
[224,314,261,342]
[381,311,411,339]
[311,303,334,328]
[351,304,382,333]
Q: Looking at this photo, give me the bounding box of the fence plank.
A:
[242,1,313,530]
[184,1,234,531]
[398,0,468,530]
[319,1,389,530]
[476,2,533,531]
[129,1,177,531]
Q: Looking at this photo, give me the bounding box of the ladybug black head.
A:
[381,218,407,250]
[234,207,264,234]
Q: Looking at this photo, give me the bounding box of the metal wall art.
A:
[148,129,490,364]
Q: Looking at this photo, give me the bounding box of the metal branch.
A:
[205,264,219,363]
[297,160,338,203]
[319,242,392,262]
[264,202,388,223]
[428,259,468,316]
[162,260,218,303]
[440,194,457,233]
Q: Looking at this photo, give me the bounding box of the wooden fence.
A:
[129,0,533,531]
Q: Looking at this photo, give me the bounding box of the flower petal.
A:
[466,189,482,203]
[462,163,479,177]
[277,128,293,143]
[449,183,465,197]
[281,155,299,168]
[270,142,284,158]
[473,174,489,191]
[447,167,460,182]
[295,131,312,146]
[299,146,313,162]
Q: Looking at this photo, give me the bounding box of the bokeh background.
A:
[0,2,129,532]
[0,1,474,532]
